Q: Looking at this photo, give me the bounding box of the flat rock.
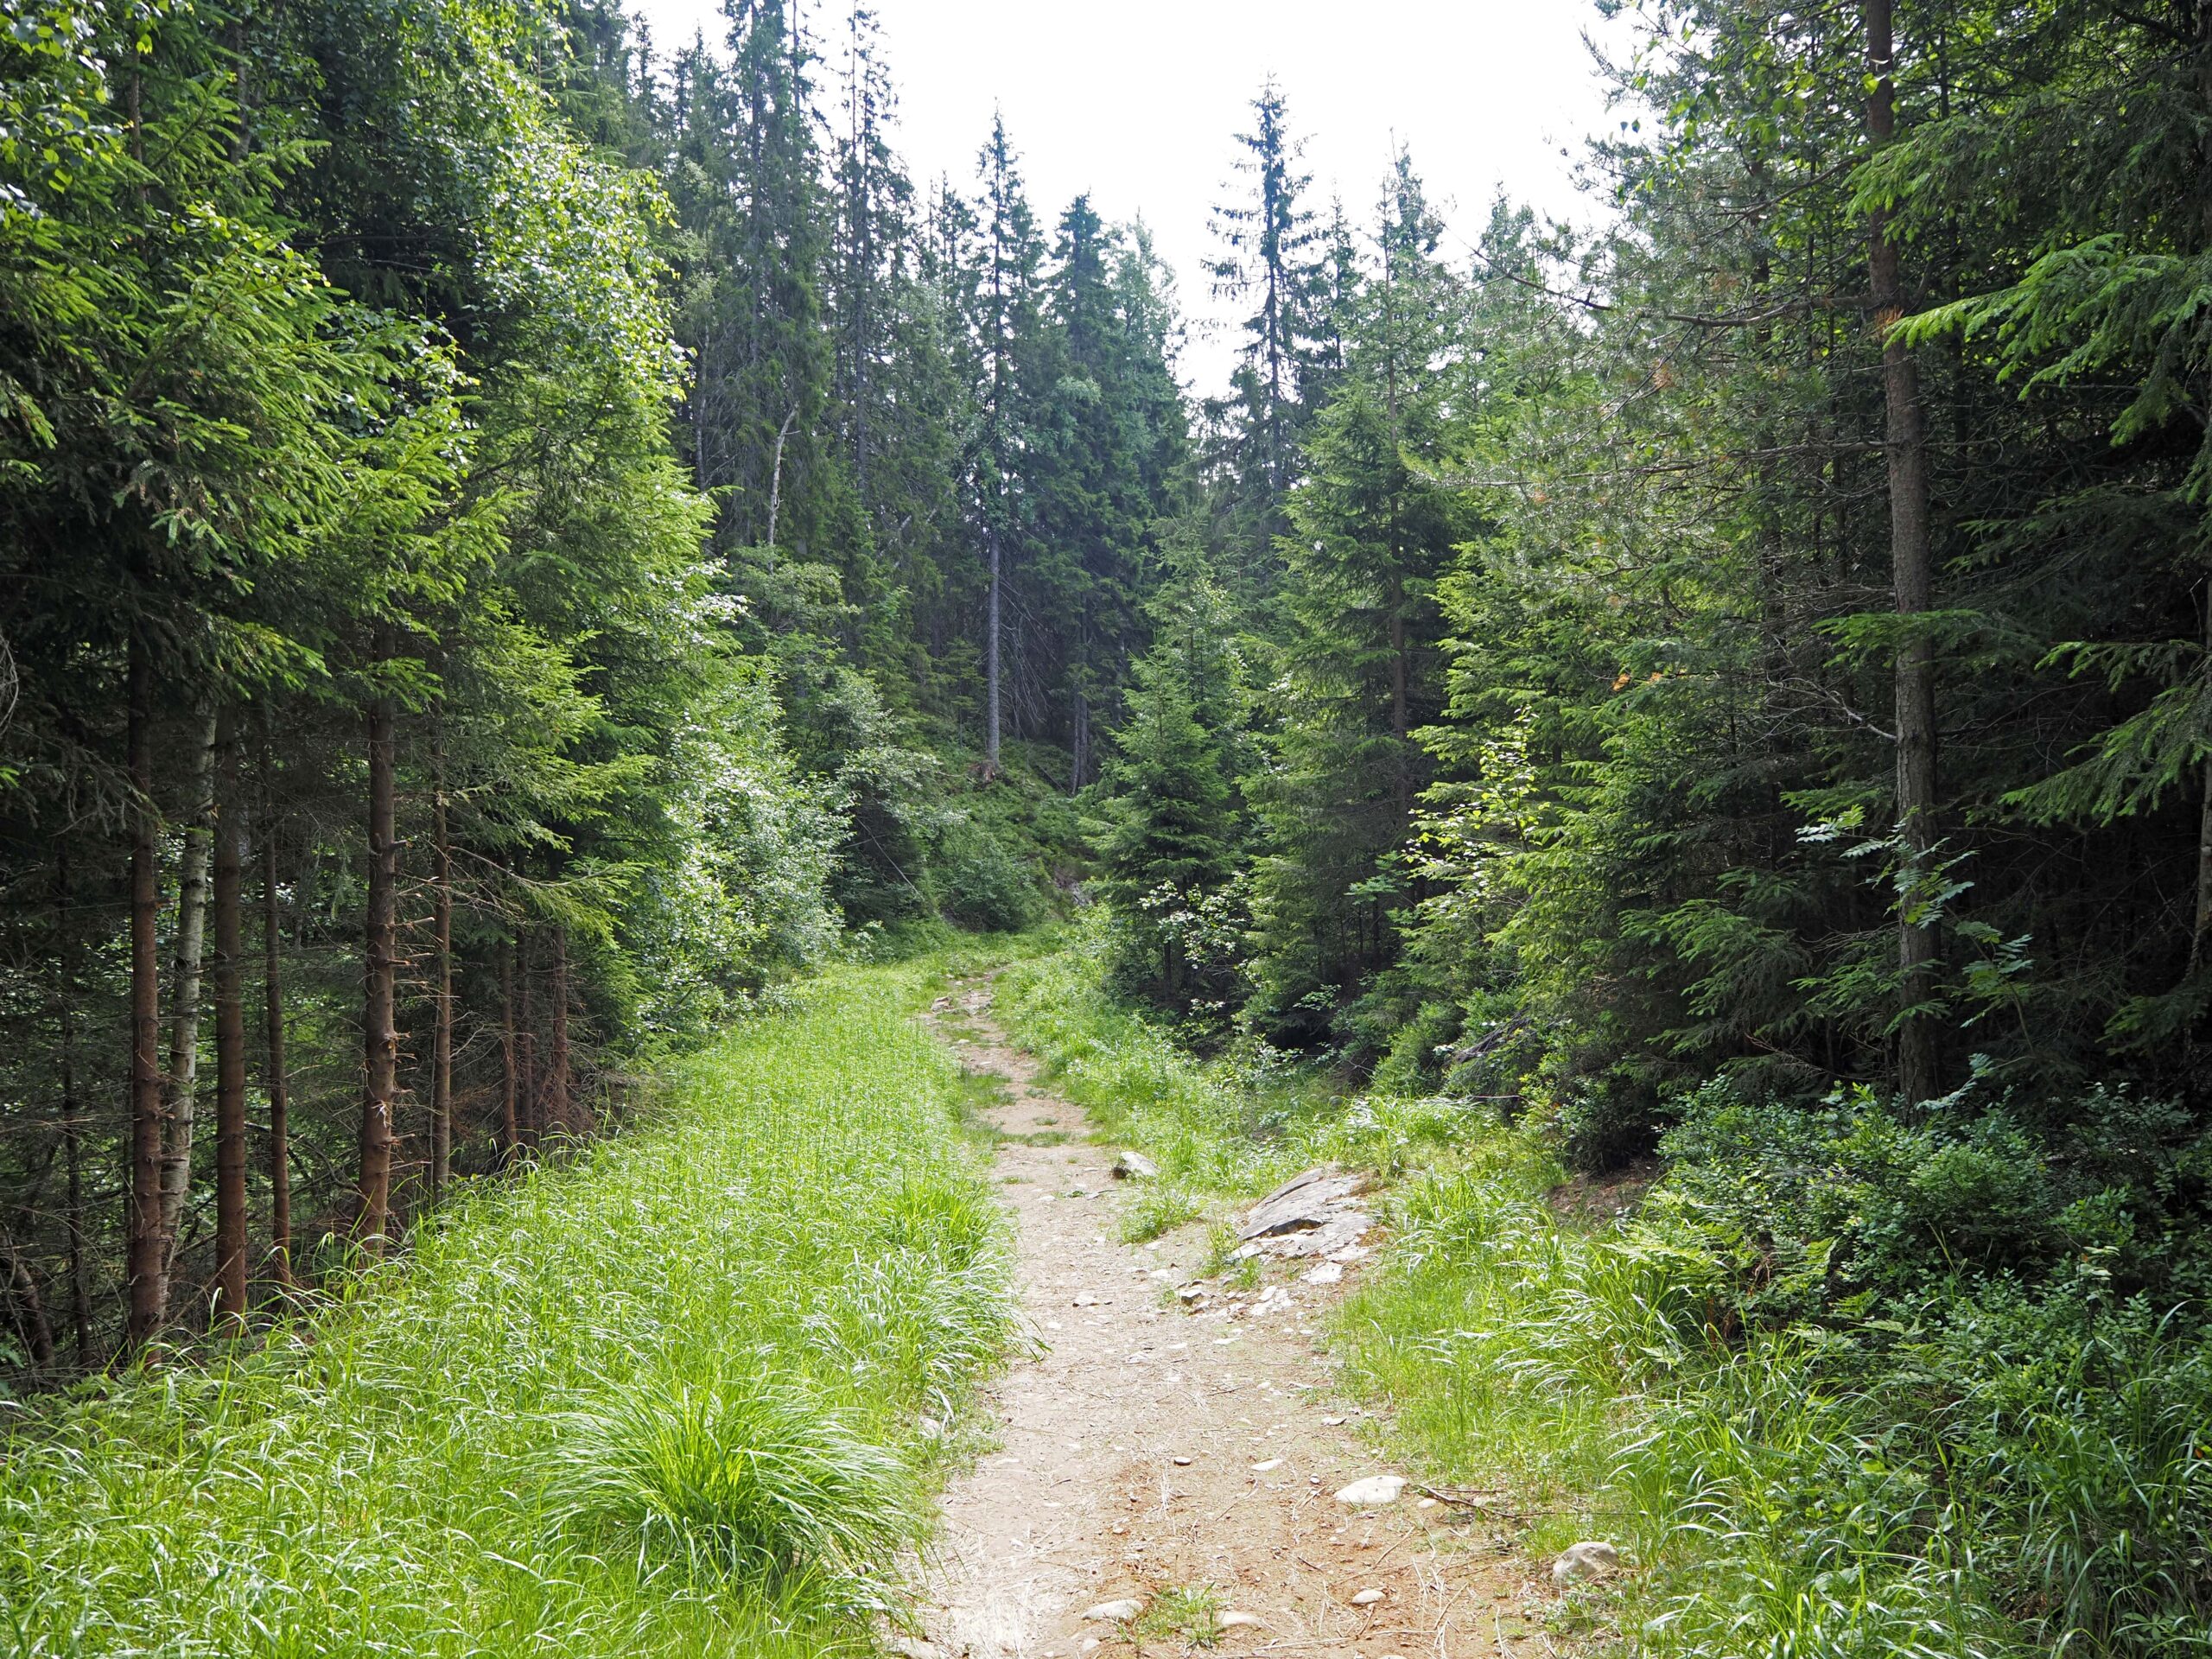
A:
[1082,1598,1146,1623]
[886,1640,941,1659]
[1236,1165,1369,1242]
[1302,1260,1344,1285]
[1265,1211,1371,1259]
[1112,1148,1159,1179]
[1218,1611,1263,1630]
[1250,1457,1284,1472]
[1334,1474,1407,1507]
[1351,1588,1386,1606]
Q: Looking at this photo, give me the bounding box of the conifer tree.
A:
[1247,153,1463,1039]
[1205,79,1321,588]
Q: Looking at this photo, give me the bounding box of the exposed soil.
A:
[910,976,1557,1659]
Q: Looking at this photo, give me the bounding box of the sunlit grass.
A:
[0,957,1014,1656]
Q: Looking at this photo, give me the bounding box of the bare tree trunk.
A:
[355,694,398,1249]
[7,1247,54,1375]
[429,715,452,1204]
[55,837,91,1365]
[2194,583,2212,979]
[766,406,797,556]
[260,750,292,1287]
[211,713,248,1326]
[547,927,570,1136]
[1866,0,1942,1104]
[499,933,520,1161]
[518,931,540,1150]
[1388,574,1411,817]
[156,707,219,1277]
[1071,683,1088,794]
[984,524,1002,776]
[125,639,165,1349]
[2190,8,2212,979]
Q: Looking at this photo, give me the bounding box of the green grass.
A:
[0,957,1014,1657]
[993,943,1475,1200]
[1135,1581,1226,1648]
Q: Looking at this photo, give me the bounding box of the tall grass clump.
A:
[0,957,1013,1657]
[546,1367,913,1599]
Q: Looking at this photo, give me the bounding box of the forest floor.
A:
[911,973,1560,1659]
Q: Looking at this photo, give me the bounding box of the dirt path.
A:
[910,976,1551,1659]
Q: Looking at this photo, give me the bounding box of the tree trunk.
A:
[260,752,292,1287]
[211,713,248,1326]
[54,837,91,1365]
[1388,573,1411,817]
[1071,684,1089,794]
[7,1247,54,1375]
[1866,0,1942,1104]
[984,524,1003,777]
[156,707,219,1279]
[429,715,453,1205]
[766,406,796,557]
[499,932,520,1160]
[355,694,398,1249]
[2190,8,2212,979]
[547,927,571,1136]
[518,931,540,1150]
[2195,582,2212,979]
[125,639,165,1349]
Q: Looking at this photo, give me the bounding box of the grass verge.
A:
[0,956,1014,1657]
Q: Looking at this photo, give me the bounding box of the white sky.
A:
[624,0,1638,396]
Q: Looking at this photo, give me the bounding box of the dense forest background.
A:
[7,0,2212,1432]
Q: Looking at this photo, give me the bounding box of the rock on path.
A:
[911,974,1548,1659]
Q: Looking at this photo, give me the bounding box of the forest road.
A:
[909,975,1548,1659]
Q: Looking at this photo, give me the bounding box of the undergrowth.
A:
[0,957,1014,1657]
[994,935,1471,1195]
[1001,939,2212,1659]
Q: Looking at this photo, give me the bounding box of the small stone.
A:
[1415,1497,1438,1510]
[1172,1455,1192,1466]
[1334,1474,1408,1507]
[1321,1414,1347,1425]
[1083,1598,1146,1623]
[1113,1149,1159,1179]
[1250,1457,1284,1471]
[1218,1611,1263,1630]
[886,1640,941,1659]
[1176,1283,1205,1301]
[1302,1261,1344,1285]
[1073,1293,1101,1306]
[1551,1540,1622,1585]
[1351,1587,1385,1606]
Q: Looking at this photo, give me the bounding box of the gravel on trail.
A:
[909,975,1555,1659]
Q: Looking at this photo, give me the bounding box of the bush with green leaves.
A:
[1340,1080,2212,1659]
